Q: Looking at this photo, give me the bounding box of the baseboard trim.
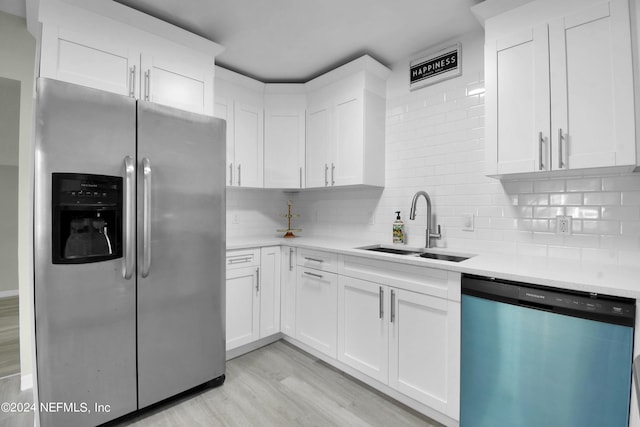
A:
[0,290,18,299]
[21,373,33,391]
[226,333,282,360]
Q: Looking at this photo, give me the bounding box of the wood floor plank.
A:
[0,296,19,379]
[123,341,442,427]
[0,340,443,426]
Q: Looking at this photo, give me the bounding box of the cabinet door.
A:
[259,247,281,338]
[549,0,635,170]
[214,97,235,187]
[485,26,550,174]
[280,247,297,336]
[264,109,306,189]
[234,103,264,187]
[226,266,259,350]
[306,105,332,188]
[389,289,460,419]
[295,268,338,357]
[337,276,389,383]
[333,95,364,186]
[141,52,214,116]
[40,25,140,97]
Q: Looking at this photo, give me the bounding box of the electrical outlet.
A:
[232,214,239,224]
[556,215,572,235]
[462,213,474,231]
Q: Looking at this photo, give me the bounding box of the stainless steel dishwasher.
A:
[461,274,635,427]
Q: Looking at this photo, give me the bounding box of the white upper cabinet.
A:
[140,49,214,115]
[305,57,390,188]
[485,0,636,176]
[40,25,141,97]
[215,68,264,188]
[38,1,221,116]
[264,89,306,189]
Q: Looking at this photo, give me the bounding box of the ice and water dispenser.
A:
[51,173,122,264]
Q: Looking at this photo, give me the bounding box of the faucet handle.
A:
[430,224,442,239]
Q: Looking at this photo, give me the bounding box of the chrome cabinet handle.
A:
[299,167,303,189]
[331,163,335,186]
[558,128,564,169]
[123,156,135,280]
[141,158,152,278]
[390,289,396,323]
[379,287,384,319]
[304,256,323,263]
[128,65,136,98]
[289,248,293,271]
[144,70,150,101]
[228,257,252,264]
[256,267,260,292]
[538,132,544,171]
[303,271,323,279]
[229,163,233,186]
[238,164,241,186]
[324,164,328,186]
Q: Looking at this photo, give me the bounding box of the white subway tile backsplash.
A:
[533,207,564,219]
[519,194,549,206]
[549,193,582,206]
[566,178,602,192]
[565,206,600,219]
[533,179,566,193]
[583,192,621,206]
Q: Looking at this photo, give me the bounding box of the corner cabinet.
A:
[305,57,390,188]
[39,2,220,116]
[264,90,306,189]
[485,0,637,176]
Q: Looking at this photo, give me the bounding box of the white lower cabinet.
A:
[259,246,281,337]
[389,288,460,418]
[226,264,260,351]
[337,272,460,420]
[337,276,389,383]
[280,246,297,336]
[295,267,338,358]
[225,247,280,352]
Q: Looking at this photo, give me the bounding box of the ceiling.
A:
[115,0,484,83]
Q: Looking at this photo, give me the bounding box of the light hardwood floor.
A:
[0,296,20,379]
[122,341,441,427]
[0,341,442,426]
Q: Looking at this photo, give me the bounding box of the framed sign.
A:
[410,43,461,90]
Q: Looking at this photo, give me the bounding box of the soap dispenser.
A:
[393,211,405,244]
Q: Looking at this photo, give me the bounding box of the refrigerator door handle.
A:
[141,157,152,278]
[123,156,135,280]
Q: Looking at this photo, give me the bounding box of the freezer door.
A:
[136,101,226,408]
[34,78,137,427]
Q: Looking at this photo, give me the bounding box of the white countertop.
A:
[227,236,640,299]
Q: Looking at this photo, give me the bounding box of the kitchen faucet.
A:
[409,190,441,248]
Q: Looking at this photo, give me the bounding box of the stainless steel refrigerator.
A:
[34,78,226,426]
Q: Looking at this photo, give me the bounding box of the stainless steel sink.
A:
[418,252,469,262]
[356,244,472,262]
[360,246,421,256]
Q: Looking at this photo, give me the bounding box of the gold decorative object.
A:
[277,199,302,238]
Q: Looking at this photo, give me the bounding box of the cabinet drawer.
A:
[338,255,461,301]
[297,248,338,273]
[226,248,260,270]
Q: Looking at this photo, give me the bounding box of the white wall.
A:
[0,77,20,294]
[288,29,640,265]
[0,165,19,294]
[0,9,36,383]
